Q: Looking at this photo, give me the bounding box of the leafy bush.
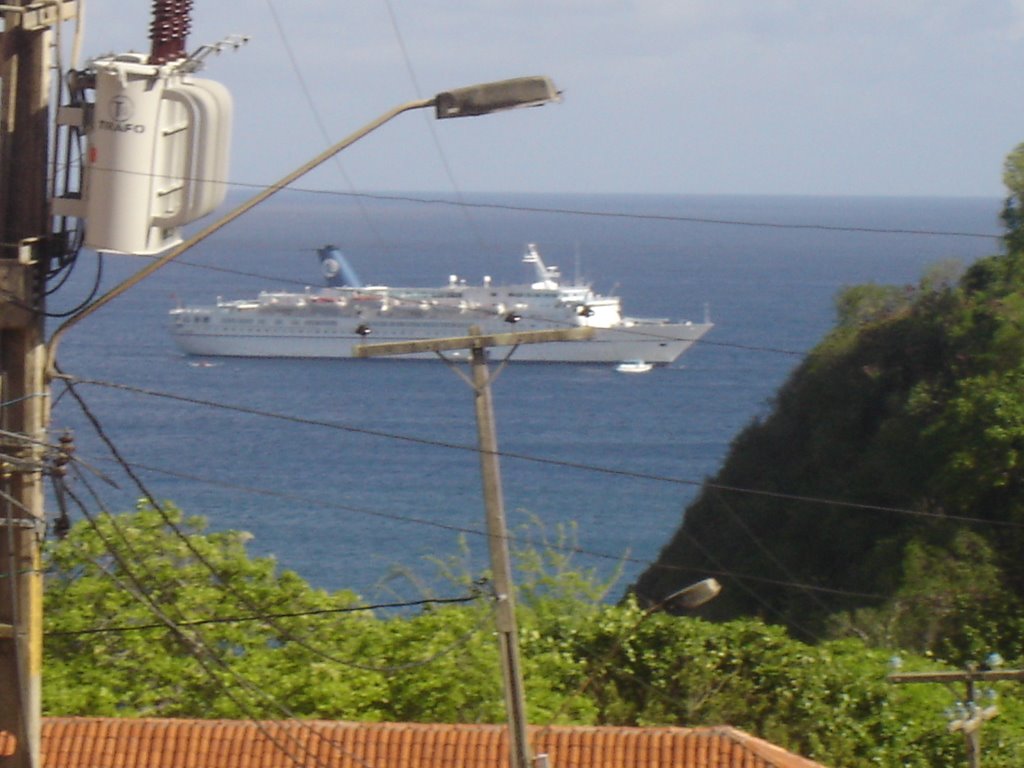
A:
[43,506,1024,766]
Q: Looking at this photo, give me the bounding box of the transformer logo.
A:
[110,95,133,122]
[98,94,146,134]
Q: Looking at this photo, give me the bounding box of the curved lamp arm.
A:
[46,76,560,373]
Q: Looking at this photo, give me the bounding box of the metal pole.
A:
[355,326,593,768]
[0,3,55,767]
[470,342,531,768]
[965,676,980,768]
[889,667,1024,768]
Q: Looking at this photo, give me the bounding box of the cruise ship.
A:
[169,244,712,364]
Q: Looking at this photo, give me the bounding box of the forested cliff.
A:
[634,151,1024,665]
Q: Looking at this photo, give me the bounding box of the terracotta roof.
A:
[2,718,829,768]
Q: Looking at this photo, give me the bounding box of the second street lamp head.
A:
[434,76,561,119]
[662,578,722,611]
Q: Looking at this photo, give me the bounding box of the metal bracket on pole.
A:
[0,517,41,529]
[0,239,40,329]
[354,326,594,359]
[0,1,78,31]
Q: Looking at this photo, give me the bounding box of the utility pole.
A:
[0,3,71,767]
[356,325,593,768]
[889,665,1024,768]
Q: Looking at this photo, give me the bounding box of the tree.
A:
[44,501,374,717]
[1002,143,1024,252]
[546,600,991,767]
[43,505,1024,766]
[632,160,1024,658]
[835,282,913,328]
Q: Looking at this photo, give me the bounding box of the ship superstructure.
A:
[170,244,712,364]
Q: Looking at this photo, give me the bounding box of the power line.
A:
[380,0,495,262]
[54,372,1024,531]
[64,167,1006,241]
[56,480,352,768]
[51,505,495,674]
[57,377,500,677]
[88,454,879,603]
[337,190,1003,240]
[58,468,473,768]
[261,0,392,256]
[48,361,1015,641]
[51,361,890,661]
[48,383,888,608]
[47,593,481,636]
[706,487,839,618]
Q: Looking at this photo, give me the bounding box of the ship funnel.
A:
[318,245,363,288]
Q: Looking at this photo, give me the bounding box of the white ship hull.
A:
[169,244,712,365]
[170,314,710,363]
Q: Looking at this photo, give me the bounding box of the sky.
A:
[71,1,1024,198]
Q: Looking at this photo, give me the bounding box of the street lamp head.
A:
[434,76,561,119]
[662,578,721,611]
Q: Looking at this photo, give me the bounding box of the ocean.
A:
[49,192,1003,602]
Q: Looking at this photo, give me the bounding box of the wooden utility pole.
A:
[889,666,1024,768]
[356,325,593,768]
[0,2,70,767]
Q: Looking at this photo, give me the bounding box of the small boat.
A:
[615,360,653,374]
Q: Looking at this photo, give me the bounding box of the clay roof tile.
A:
[31,718,828,768]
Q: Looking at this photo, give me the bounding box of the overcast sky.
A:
[76,1,1024,198]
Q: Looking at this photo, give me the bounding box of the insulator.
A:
[51,432,75,477]
[57,432,75,462]
[150,0,193,65]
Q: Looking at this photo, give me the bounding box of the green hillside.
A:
[634,152,1024,665]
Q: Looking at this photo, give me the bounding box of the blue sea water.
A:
[49,192,1003,601]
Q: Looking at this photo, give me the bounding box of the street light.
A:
[540,576,723,735]
[659,578,722,611]
[46,76,562,368]
[435,77,560,118]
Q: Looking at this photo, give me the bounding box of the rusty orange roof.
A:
[5,718,829,768]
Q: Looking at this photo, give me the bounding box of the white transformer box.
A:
[57,53,233,255]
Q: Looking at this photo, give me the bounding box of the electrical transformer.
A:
[60,53,233,255]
